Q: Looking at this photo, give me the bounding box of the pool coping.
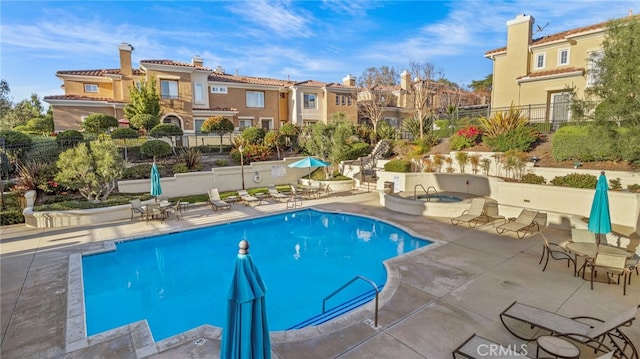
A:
[64,207,445,357]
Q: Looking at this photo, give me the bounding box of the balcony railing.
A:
[160,95,184,109]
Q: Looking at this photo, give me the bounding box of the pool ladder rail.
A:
[414,184,442,202]
[287,275,381,330]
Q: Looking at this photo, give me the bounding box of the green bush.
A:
[449,134,474,150]
[484,125,539,152]
[241,127,266,144]
[628,184,640,193]
[140,140,172,159]
[215,159,227,166]
[344,142,371,160]
[550,173,598,188]
[616,127,640,164]
[122,163,154,180]
[384,159,412,172]
[55,130,84,148]
[551,125,618,162]
[520,173,546,184]
[0,209,24,226]
[172,163,189,173]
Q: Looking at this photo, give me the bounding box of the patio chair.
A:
[208,188,231,212]
[539,233,575,272]
[625,245,640,285]
[238,189,261,206]
[163,199,182,220]
[450,198,487,228]
[129,199,145,221]
[287,185,303,209]
[144,203,164,223]
[317,184,332,198]
[584,252,631,295]
[495,209,539,239]
[499,301,639,358]
[267,185,288,202]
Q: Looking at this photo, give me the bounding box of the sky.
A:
[1,0,637,106]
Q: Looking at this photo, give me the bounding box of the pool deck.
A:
[1,190,639,358]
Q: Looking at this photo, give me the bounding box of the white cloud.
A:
[226,0,314,38]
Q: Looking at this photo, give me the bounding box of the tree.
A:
[469,74,492,94]
[0,80,13,130]
[123,78,161,127]
[149,123,183,155]
[111,127,139,162]
[3,94,47,130]
[55,140,124,201]
[140,139,172,161]
[241,127,266,145]
[264,130,285,160]
[130,113,159,133]
[357,87,392,142]
[279,123,300,153]
[201,116,234,153]
[357,66,400,88]
[585,16,640,127]
[408,61,444,139]
[82,113,118,138]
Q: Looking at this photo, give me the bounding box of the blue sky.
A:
[1,0,637,105]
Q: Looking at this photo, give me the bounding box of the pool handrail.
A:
[322,275,379,327]
[414,184,442,202]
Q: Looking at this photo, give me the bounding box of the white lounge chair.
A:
[238,189,261,206]
[450,198,487,228]
[267,185,288,202]
[208,188,231,212]
[495,209,540,239]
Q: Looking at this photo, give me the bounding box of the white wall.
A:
[117,157,312,197]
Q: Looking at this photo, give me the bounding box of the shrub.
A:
[609,178,622,191]
[122,163,153,180]
[56,130,84,148]
[241,127,266,145]
[478,105,529,137]
[384,159,412,172]
[82,113,118,137]
[0,209,24,226]
[149,123,183,138]
[616,127,640,164]
[344,142,370,160]
[215,159,227,167]
[520,173,546,184]
[181,147,202,170]
[550,173,598,188]
[552,125,618,162]
[455,152,469,173]
[628,184,640,193]
[484,125,539,152]
[111,127,139,140]
[172,163,189,173]
[140,140,172,159]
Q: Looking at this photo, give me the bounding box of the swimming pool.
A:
[82,209,431,341]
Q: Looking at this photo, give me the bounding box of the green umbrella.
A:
[150,162,162,201]
[588,171,611,245]
[221,240,271,359]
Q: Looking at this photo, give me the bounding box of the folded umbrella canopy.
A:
[220,240,271,359]
[287,156,329,178]
[588,171,611,245]
[150,161,162,202]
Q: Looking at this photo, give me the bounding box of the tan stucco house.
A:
[44,43,357,135]
[485,14,622,129]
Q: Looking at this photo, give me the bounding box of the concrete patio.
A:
[1,191,639,358]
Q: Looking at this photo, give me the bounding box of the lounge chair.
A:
[500,301,639,358]
[495,209,539,239]
[208,188,231,212]
[267,185,288,202]
[238,189,261,206]
[287,185,303,209]
[584,252,631,295]
[453,334,615,359]
[130,199,145,221]
[450,198,487,228]
[539,233,575,272]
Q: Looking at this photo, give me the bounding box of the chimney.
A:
[192,55,203,67]
[342,74,356,86]
[118,42,134,78]
[506,14,534,75]
[400,70,411,91]
[214,66,225,74]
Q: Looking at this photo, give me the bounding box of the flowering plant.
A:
[450,126,482,150]
[456,126,482,140]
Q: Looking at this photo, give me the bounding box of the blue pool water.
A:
[82,209,431,341]
[416,194,463,203]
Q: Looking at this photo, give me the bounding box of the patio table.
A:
[566,242,632,277]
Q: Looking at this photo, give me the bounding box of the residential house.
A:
[44,43,358,140]
[484,14,626,130]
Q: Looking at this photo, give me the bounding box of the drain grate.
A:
[194,338,206,346]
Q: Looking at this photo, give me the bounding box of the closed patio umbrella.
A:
[588,171,611,245]
[150,161,162,202]
[220,240,271,359]
[287,156,329,179]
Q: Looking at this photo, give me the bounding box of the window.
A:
[160,80,179,99]
[211,86,228,94]
[587,51,603,87]
[341,95,346,105]
[335,95,340,105]
[239,118,253,129]
[194,83,204,104]
[260,118,273,130]
[194,119,205,134]
[558,48,569,66]
[246,91,264,108]
[84,84,98,93]
[534,53,546,69]
[384,117,398,127]
[347,96,352,106]
[303,93,316,109]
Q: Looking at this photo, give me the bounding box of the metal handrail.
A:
[413,184,428,200]
[322,275,379,327]
[426,186,442,202]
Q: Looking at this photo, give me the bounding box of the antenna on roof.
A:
[536,22,549,33]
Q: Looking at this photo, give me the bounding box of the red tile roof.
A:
[485,18,610,56]
[140,59,211,70]
[295,80,326,88]
[193,106,238,111]
[57,69,144,77]
[516,67,585,79]
[208,72,293,86]
[43,95,127,103]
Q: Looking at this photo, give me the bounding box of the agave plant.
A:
[181,147,202,171]
[479,105,529,138]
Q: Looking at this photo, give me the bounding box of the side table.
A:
[536,335,579,358]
